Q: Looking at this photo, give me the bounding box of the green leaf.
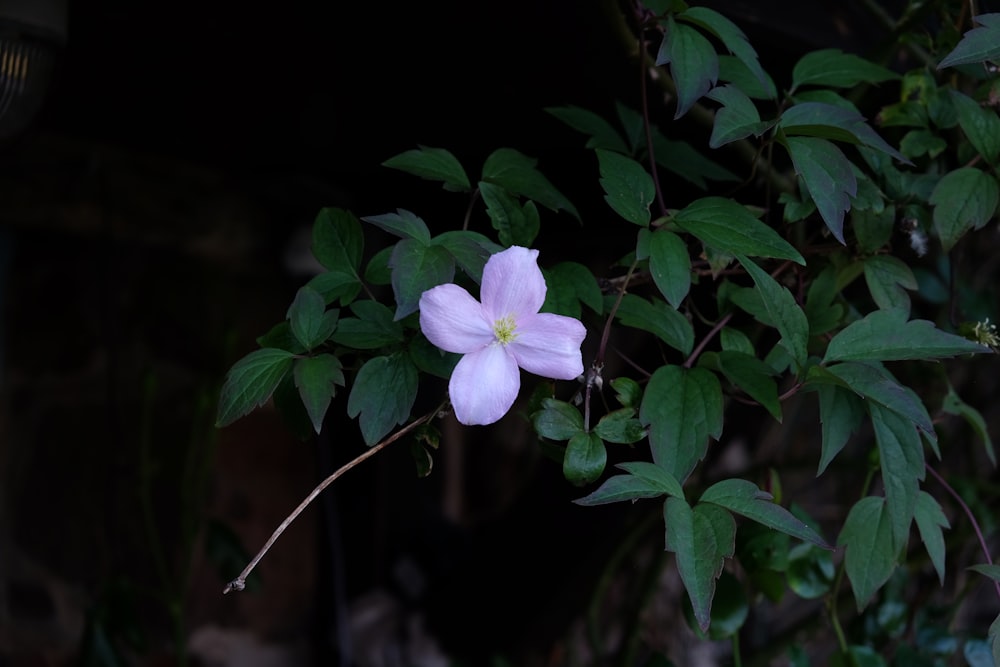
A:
[346,353,418,446]
[256,321,306,355]
[572,473,666,506]
[824,309,991,362]
[363,246,393,286]
[942,384,995,465]
[533,398,584,441]
[481,147,580,220]
[615,461,684,498]
[706,85,773,148]
[969,563,1000,582]
[389,240,455,320]
[991,614,1000,667]
[804,265,844,336]
[306,270,363,306]
[640,365,723,482]
[656,17,719,119]
[330,300,405,349]
[838,496,897,610]
[718,55,777,100]
[287,285,337,350]
[614,102,646,154]
[362,209,432,244]
[815,383,865,474]
[675,197,805,265]
[780,102,907,163]
[787,542,835,599]
[649,229,691,309]
[929,167,999,252]
[679,7,773,97]
[720,327,755,355]
[792,48,899,90]
[479,181,541,248]
[545,105,630,154]
[293,354,345,434]
[431,230,503,285]
[938,13,1000,69]
[407,332,459,379]
[593,408,647,444]
[651,131,740,190]
[311,207,364,277]
[870,402,924,551]
[900,129,948,159]
[914,491,949,585]
[864,255,917,315]
[564,432,607,486]
[708,350,782,421]
[701,479,829,547]
[612,294,694,356]
[736,256,810,373]
[950,90,1000,165]
[665,498,736,632]
[381,145,470,192]
[785,136,857,244]
[216,348,295,427]
[611,377,642,408]
[542,262,603,318]
[596,149,655,227]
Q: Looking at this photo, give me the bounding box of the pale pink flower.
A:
[419,246,587,425]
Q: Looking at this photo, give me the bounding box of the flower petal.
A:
[419,283,493,354]
[449,345,521,425]
[480,246,546,321]
[509,312,586,380]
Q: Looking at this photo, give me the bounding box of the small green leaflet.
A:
[656,16,719,119]
[649,229,691,309]
[824,309,991,362]
[381,145,471,192]
[784,136,857,244]
[674,197,805,265]
[863,255,916,315]
[593,408,646,444]
[929,167,999,252]
[542,261,603,319]
[700,479,829,548]
[612,294,694,356]
[216,348,295,427]
[616,461,684,498]
[950,90,1000,165]
[614,102,646,154]
[287,285,339,350]
[838,496,897,610]
[596,149,655,227]
[780,102,908,163]
[640,365,723,482]
[479,181,541,248]
[665,497,736,632]
[701,350,782,421]
[791,48,899,91]
[311,208,364,300]
[938,13,1000,69]
[969,563,1000,582]
[815,383,865,475]
[533,398,584,441]
[362,209,432,245]
[564,432,607,486]
[293,354,345,434]
[678,6,773,97]
[914,491,949,585]
[611,376,642,408]
[942,385,995,465]
[869,402,924,552]
[481,147,580,220]
[388,239,455,320]
[736,256,810,373]
[572,472,670,506]
[307,270,364,306]
[430,230,502,285]
[330,300,405,349]
[651,130,741,190]
[346,353,418,446]
[545,105,630,154]
[706,85,773,148]
[718,55,777,100]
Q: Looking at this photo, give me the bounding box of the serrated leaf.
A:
[256,321,306,355]
[675,197,805,265]
[679,7,773,97]
[533,398,584,441]
[815,383,865,475]
[942,385,995,465]
[572,473,666,506]
[640,365,723,482]
[481,147,579,220]
[706,85,773,148]
[651,130,741,189]
[362,209,432,244]
[870,402,924,551]
[780,102,907,163]
[596,149,655,226]
[293,354,345,434]
[312,207,364,276]
[838,496,897,610]
[929,167,999,252]
[736,256,810,373]
[938,13,1000,69]
[649,229,691,309]
[701,478,829,547]
[382,145,470,192]
[914,491,949,585]
[593,408,647,444]
[306,270,363,306]
[330,300,405,349]
[785,136,857,244]
[950,90,1000,165]
[824,309,991,362]
[216,348,295,427]
[657,17,719,119]
[545,105,630,154]
[718,55,777,100]
[363,246,393,286]
[611,377,642,408]
[864,255,916,315]
[542,262,603,318]
[287,285,336,350]
[479,181,541,248]
[564,432,607,486]
[346,353,418,446]
[665,498,736,632]
[615,461,684,498]
[711,350,782,421]
[792,48,899,90]
[431,230,503,285]
[612,294,694,356]
[389,239,455,320]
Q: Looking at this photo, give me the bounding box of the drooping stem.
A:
[223,398,448,594]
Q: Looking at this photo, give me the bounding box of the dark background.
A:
[2,1,994,666]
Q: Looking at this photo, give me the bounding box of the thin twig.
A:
[223,399,448,594]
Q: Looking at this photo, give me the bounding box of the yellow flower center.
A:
[493,314,518,345]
